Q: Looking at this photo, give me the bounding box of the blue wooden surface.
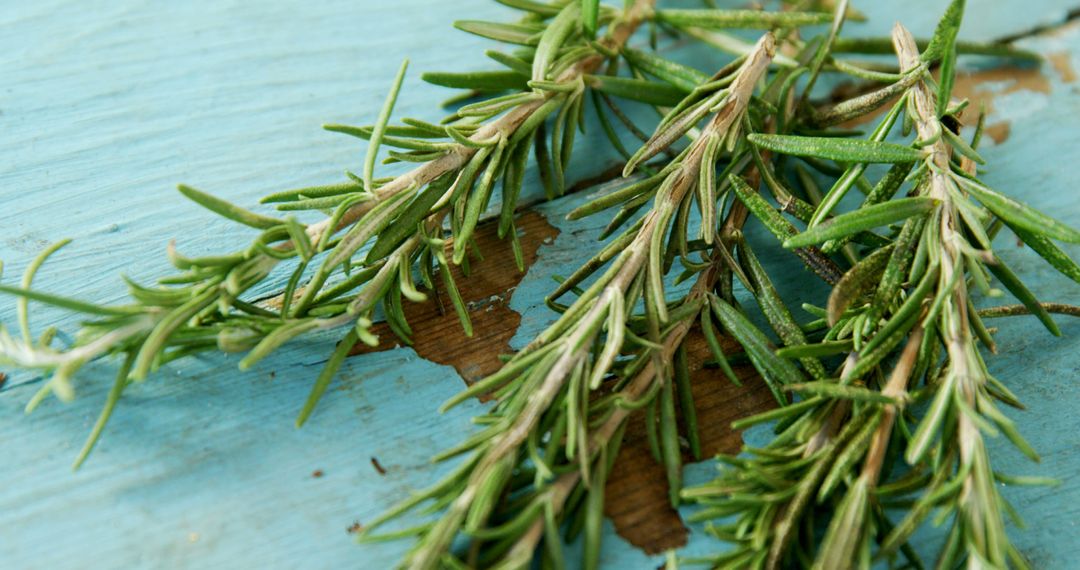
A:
[2,1,1079,568]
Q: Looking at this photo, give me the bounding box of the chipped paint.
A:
[985,121,1013,144]
[352,211,560,383]
[1049,51,1078,82]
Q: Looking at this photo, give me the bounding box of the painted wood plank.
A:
[1,1,1080,568]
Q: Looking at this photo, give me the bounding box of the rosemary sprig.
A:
[0,0,667,462]
[0,2,860,470]
[685,2,1080,568]
[359,34,778,569]
[2,1,1077,568]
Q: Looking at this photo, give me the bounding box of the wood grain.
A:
[2,2,1080,569]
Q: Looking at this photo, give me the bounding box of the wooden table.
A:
[2,1,1079,567]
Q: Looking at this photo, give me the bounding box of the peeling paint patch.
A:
[985,121,1013,144]
[603,333,777,553]
[351,211,560,383]
[1049,51,1078,82]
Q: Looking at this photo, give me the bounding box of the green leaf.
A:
[586,75,686,106]
[624,101,709,176]
[814,477,871,568]
[776,339,853,359]
[131,288,217,380]
[421,70,528,91]
[495,0,560,16]
[1010,224,1080,285]
[532,2,581,82]
[810,68,925,128]
[582,0,599,39]
[567,171,665,220]
[19,238,72,343]
[365,59,409,194]
[583,447,608,570]
[788,382,896,404]
[0,284,140,317]
[740,241,827,379]
[729,174,795,241]
[729,174,844,284]
[799,0,853,105]
[454,20,544,46]
[73,353,134,470]
[843,311,918,384]
[955,176,1080,244]
[864,215,926,330]
[323,125,449,151]
[238,319,320,371]
[905,374,955,464]
[937,41,958,116]
[808,99,906,226]
[827,244,894,325]
[942,127,984,165]
[710,296,803,404]
[438,254,473,337]
[657,9,833,30]
[177,184,282,230]
[621,48,709,92]
[831,36,1039,62]
[367,177,451,263]
[993,472,1061,487]
[701,308,741,387]
[485,50,533,76]
[674,345,701,460]
[454,139,508,264]
[748,134,924,164]
[986,256,1060,336]
[731,396,823,430]
[296,328,360,427]
[283,217,312,261]
[261,181,364,204]
[660,376,682,507]
[822,161,915,253]
[325,189,414,270]
[783,197,938,249]
[921,0,966,63]
[499,140,532,239]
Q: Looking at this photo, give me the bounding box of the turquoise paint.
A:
[2,1,1079,568]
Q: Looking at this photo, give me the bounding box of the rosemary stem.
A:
[504,252,725,560]
[405,35,775,566]
[977,302,1080,319]
[861,325,924,485]
[896,23,1009,566]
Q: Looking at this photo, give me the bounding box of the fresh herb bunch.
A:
[0,0,1074,569]
[357,34,778,570]
[0,0,675,466]
[683,2,1080,569]
[361,1,1077,569]
[0,0,852,466]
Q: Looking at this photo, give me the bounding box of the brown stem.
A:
[861,325,924,485]
[501,247,727,564]
[894,23,1008,564]
[978,302,1080,319]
